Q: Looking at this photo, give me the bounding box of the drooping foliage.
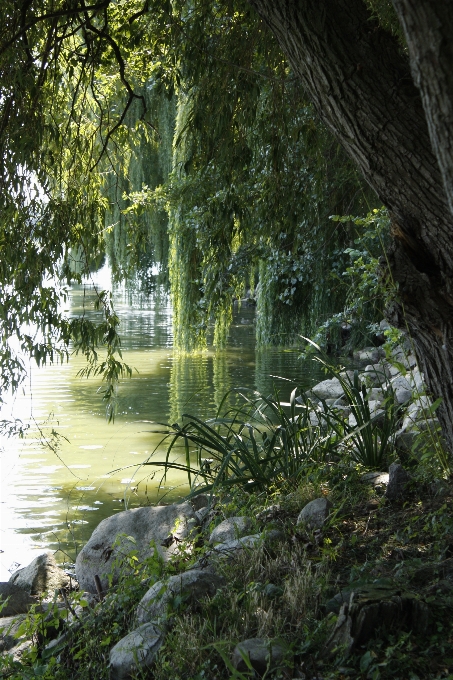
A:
[0,0,381,417]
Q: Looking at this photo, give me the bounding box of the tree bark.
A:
[248,0,453,460]
[392,0,453,218]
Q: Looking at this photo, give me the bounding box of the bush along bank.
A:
[1,333,453,679]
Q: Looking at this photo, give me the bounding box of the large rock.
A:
[209,517,253,545]
[232,638,289,675]
[109,623,164,680]
[310,378,344,401]
[297,498,332,530]
[135,568,225,626]
[75,503,197,593]
[9,552,70,596]
[0,583,36,617]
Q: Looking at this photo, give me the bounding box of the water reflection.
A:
[0,275,324,578]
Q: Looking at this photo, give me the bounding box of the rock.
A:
[325,585,428,656]
[310,378,344,401]
[232,638,289,676]
[9,552,70,596]
[367,387,386,404]
[75,503,197,593]
[209,517,253,544]
[353,347,385,364]
[212,534,262,556]
[0,614,26,653]
[135,568,225,626]
[410,368,425,391]
[0,582,36,616]
[379,319,391,332]
[385,463,411,501]
[109,623,164,680]
[391,375,413,404]
[195,507,210,524]
[361,471,389,487]
[256,504,281,522]
[190,494,215,511]
[363,365,388,387]
[297,498,332,530]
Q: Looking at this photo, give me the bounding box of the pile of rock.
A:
[0,552,71,660]
[304,333,439,460]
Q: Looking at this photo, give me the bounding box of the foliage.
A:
[0,0,380,421]
[303,208,393,355]
[145,386,336,496]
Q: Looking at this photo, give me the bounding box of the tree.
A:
[2,0,453,458]
[248,0,453,457]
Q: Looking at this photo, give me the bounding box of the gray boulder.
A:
[353,347,385,364]
[232,638,289,675]
[135,568,225,626]
[75,503,197,593]
[361,471,389,487]
[385,463,411,501]
[212,534,261,556]
[9,552,70,596]
[109,623,164,680]
[297,497,332,530]
[310,378,344,401]
[209,517,253,545]
[0,583,36,616]
[391,375,413,404]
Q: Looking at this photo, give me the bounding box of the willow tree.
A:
[3,0,453,458]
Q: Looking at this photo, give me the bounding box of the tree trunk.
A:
[392,0,453,218]
[248,0,453,460]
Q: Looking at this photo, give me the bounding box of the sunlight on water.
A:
[0,268,323,578]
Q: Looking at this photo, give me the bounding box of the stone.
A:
[297,498,332,530]
[391,375,413,404]
[353,347,385,364]
[190,494,214,511]
[211,534,262,556]
[75,503,197,593]
[0,614,26,653]
[9,552,70,596]
[385,463,411,501]
[361,471,389,487]
[135,568,225,626]
[0,582,36,616]
[195,507,210,524]
[256,504,281,522]
[367,387,386,404]
[310,378,344,401]
[232,638,289,676]
[363,365,388,387]
[109,623,164,680]
[209,517,253,544]
[325,585,428,656]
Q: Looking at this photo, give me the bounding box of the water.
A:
[0,271,324,579]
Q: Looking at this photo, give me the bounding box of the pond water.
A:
[0,268,325,579]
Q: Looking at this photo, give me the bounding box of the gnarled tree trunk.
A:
[248,0,453,459]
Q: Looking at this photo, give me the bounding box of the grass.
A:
[2,467,453,680]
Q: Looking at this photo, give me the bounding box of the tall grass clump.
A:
[145,386,338,497]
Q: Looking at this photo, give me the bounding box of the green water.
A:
[0,271,324,578]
